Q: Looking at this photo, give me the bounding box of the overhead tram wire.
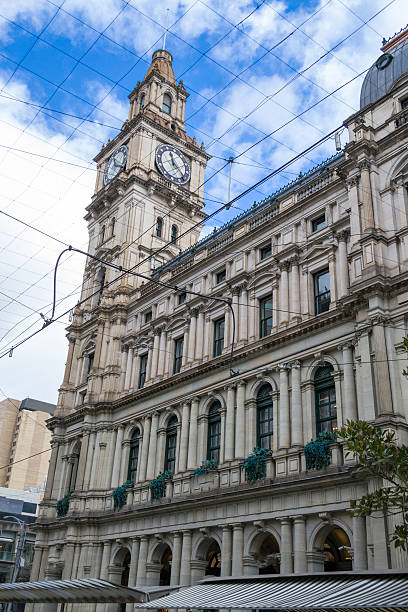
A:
[201,0,397,151]
[0,5,402,334]
[0,125,344,361]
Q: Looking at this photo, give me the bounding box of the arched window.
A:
[162,93,172,114]
[315,364,337,434]
[257,384,273,450]
[207,401,221,464]
[140,93,145,109]
[156,216,163,238]
[164,416,178,474]
[127,429,140,482]
[171,224,178,244]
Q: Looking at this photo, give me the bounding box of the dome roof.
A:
[144,49,175,84]
[360,36,408,108]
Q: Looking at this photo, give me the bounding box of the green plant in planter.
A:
[193,459,218,478]
[112,480,133,511]
[242,447,272,484]
[56,492,71,517]
[149,471,173,502]
[303,431,337,472]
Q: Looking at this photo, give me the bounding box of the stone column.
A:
[248,291,255,341]
[221,525,232,576]
[347,175,361,248]
[372,317,393,415]
[225,385,236,461]
[279,262,289,327]
[235,381,246,459]
[179,402,190,473]
[171,532,182,586]
[83,432,96,491]
[182,325,189,367]
[146,412,159,480]
[164,334,172,377]
[46,442,59,499]
[119,347,128,390]
[89,430,101,489]
[280,518,293,574]
[232,524,244,576]
[124,346,134,391]
[145,343,153,383]
[136,536,149,586]
[360,160,375,231]
[30,545,44,581]
[291,362,303,447]
[224,304,230,349]
[239,287,248,342]
[94,542,103,578]
[290,258,301,323]
[203,315,210,360]
[158,329,167,377]
[62,542,75,580]
[328,253,337,304]
[180,530,192,586]
[150,331,160,381]
[111,425,124,488]
[195,311,205,360]
[279,365,290,449]
[105,428,117,489]
[342,343,357,422]
[128,537,140,587]
[272,280,279,330]
[187,398,199,470]
[353,515,368,570]
[119,439,130,485]
[293,516,307,573]
[188,311,197,363]
[231,289,239,345]
[138,416,151,482]
[337,231,349,298]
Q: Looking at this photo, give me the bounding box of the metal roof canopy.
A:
[0,578,175,603]
[134,570,408,610]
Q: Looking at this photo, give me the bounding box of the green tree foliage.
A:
[338,420,408,549]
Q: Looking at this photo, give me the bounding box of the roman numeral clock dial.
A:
[155,144,191,185]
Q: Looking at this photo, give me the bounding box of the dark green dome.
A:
[360,37,408,108]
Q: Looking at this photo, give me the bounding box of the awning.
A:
[0,578,175,603]
[134,572,408,610]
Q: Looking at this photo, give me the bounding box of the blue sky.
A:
[0,0,405,403]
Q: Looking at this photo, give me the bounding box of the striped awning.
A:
[134,572,408,610]
[0,578,174,603]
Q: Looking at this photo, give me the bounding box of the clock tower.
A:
[86,48,210,287]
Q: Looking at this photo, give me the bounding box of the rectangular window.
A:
[207,418,221,464]
[312,214,326,232]
[87,352,94,375]
[260,243,272,260]
[213,318,225,357]
[314,268,331,314]
[22,502,37,515]
[178,292,186,305]
[401,98,408,110]
[138,354,148,389]
[173,337,184,374]
[145,311,152,324]
[259,295,273,338]
[216,269,226,284]
[164,429,177,474]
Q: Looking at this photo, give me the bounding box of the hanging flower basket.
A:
[303,431,337,472]
[112,480,133,511]
[149,471,173,502]
[193,459,218,478]
[242,447,272,485]
[56,492,71,517]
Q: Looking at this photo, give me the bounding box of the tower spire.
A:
[162,8,170,51]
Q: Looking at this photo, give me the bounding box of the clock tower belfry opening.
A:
[87,48,210,287]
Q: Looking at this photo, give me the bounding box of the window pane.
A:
[260,295,273,338]
[312,215,326,232]
[314,269,330,314]
[213,319,225,357]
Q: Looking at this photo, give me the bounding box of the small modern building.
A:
[0,488,42,585]
[0,397,55,491]
[30,24,408,612]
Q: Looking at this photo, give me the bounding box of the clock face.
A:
[155,144,191,185]
[103,145,128,185]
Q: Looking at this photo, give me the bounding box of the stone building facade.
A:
[32,30,408,609]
